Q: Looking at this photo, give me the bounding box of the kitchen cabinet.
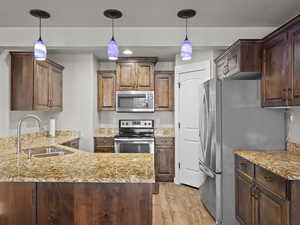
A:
[234,155,299,225]
[261,15,300,107]
[262,33,289,107]
[11,52,64,111]
[62,138,80,149]
[155,137,175,182]
[155,71,174,111]
[97,70,116,111]
[116,57,157,91]
[215,39,262,80]
[94,137,114,153]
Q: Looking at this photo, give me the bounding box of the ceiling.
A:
[0,0,299,27]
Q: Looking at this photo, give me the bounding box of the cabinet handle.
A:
[288,88,293,102]
[254,188,260,200]
[250,185,255,197]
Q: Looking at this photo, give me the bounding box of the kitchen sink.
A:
[23,147,74,158]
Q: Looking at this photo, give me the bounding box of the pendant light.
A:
[104,9,123,61]
[177,9,196,61]
[30,9,50,61]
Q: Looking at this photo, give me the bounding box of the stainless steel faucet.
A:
[16,114,42,154]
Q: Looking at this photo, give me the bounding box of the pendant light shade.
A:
[30,9,50,61]
[34,38,47,61]
[107,38,119,60]
[181,38,192,61]
[104,9,123,61]
[177,9,196,61]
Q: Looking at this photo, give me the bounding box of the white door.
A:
[175,61,210,188]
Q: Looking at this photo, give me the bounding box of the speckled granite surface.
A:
[287,141,300,154]
[94,128,118,137]
[234,150,300,180]
[0,131,154,183]
[94,128,175,137]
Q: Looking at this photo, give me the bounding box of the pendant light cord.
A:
[111,18,115,40]
[185,18,188,40]
[39,17,42,41]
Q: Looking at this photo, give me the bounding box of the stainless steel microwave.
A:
[116,91,154,112]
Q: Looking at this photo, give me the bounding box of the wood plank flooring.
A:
[153,183,216,225]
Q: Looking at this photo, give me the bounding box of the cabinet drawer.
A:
[255,166,287,198]
[95,146,114,153]
[94,137,114,145]
[155,137,174,146]
[235,155,254,178]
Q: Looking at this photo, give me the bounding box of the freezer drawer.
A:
[199,161,222,224]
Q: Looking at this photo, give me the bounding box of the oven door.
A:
[116,91,154,112]
[114,138,155,153]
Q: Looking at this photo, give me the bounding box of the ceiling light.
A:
[123,49,133,55]
[177,9,196,61]
[104,9,123,61]
[30,9,50,61]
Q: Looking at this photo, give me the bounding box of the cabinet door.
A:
[235,173,254,225]
[116,63,136,90]
[155,72,174,111]
[262,33,289,107]
[289,24,300,105]
[0,183,36,225]
[34,61,50,110]
[98,71,116,111]
[254,186,289,225]
[136,63,154,90]
[155,146,175,182]
[49,65,63,111]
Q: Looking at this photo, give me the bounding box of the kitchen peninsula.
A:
[0,131,154,225]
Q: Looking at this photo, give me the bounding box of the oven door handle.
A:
[114,138,154,142]
[115,141,154,145]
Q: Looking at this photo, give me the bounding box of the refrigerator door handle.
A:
[199,160,215,178]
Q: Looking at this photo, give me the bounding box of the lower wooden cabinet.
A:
[235,173,254,225]
[62,138,80,149]
[235,155,296,225]
[94,137,114,153]
[155,137,175,182]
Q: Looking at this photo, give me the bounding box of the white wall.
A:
[49,54,95,151]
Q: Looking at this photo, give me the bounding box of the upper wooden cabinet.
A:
[11,52,64,111]
[262,33,289,107]
[155,71,174,111]
[97,70,116,111]
[261,15,300,107]
[116,57,157,91]
[215,39,263,80]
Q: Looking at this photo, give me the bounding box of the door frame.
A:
[174,61,211,184]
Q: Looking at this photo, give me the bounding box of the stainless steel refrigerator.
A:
[198,79,286,225]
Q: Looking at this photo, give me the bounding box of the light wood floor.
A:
[153,182,216,225]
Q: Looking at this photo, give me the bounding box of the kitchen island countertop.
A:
[0,131,154,183]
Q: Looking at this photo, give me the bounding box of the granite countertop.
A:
[94,128,175,138]
[234,149,300,180]
[0,131,154,183]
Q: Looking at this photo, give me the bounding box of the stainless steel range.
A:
[114,120,155,154]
